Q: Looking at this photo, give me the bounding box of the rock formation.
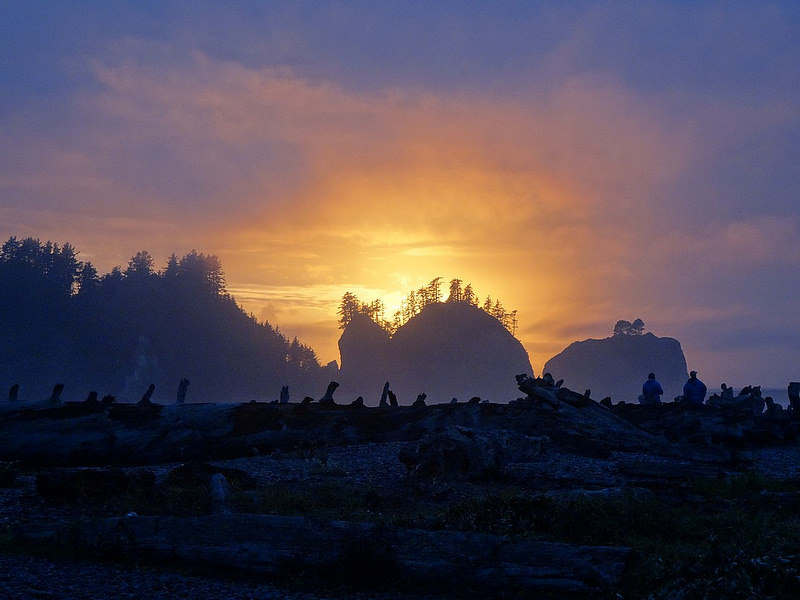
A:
[337,313,392,403]
[339,302,533,404]
[544,331,687,403]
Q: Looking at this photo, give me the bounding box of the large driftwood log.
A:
[15,513,630,596]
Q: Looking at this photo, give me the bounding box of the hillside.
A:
[0,237,327,402]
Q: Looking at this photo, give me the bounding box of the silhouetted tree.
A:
[404,290,418,321]
[631,318,645,335]
[76,262,99,295]
[613,319,645,336]
[178,250,226,296]
[508,310,518,336]
[447,278,463,303]
[341,276,520,337]
[368,299,385,324]
[286,337,320,373]
[125,250,156,279]
[338,292,361,329]
[427,277,443,304]
[100,266,124,294]
[463,284,477,306]
[0,236,327,401]
[0,236,80,301]
[161,253,179,280]
[613,320,631,336]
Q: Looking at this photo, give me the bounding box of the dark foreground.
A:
[2,380,800,599]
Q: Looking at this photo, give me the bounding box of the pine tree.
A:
[463,284,476,306]
[447,278,463,303]
[337,292,361,329]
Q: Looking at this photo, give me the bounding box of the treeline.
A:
[338,277,519,336]
[613,318,646,337]
[0,236,326,401]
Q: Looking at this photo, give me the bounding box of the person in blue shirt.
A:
[640,372,664,405]
[683,371,707,406]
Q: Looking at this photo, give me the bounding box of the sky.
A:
[2,1,799,390]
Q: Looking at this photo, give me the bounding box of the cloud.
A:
[2,8,799,385]
[0,43,750,360]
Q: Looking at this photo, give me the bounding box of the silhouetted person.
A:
[138,383,156,405]
[765,396,784,416]
[789,382,800,413]
[683,371,707,406]
[177,378,190,404]
[720,383,735,401]
[640,373,663,406]
[48,383,64,404]
[380,381,390,407]
[319,381,339,406]
[7,384,19,401]
[279,385,290,404]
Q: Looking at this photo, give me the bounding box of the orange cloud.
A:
[12,41,794,380]
[50,47,703,370]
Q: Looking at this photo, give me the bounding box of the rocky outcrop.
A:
[338,302,533,404]
[543,332,688,403]
[612,402,800,448]
[337,313,392,403]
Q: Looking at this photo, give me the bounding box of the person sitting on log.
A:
[765,396,784,416]
[639,373,663,406]
[682,371,707,407]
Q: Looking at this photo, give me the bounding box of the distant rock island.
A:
[543,319,688,403]
[338,302,533,403]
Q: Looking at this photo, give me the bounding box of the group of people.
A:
[639,370,707,406]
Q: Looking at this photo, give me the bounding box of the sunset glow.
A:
[2,3,799,387]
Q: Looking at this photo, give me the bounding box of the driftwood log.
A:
[15,513,630,597]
